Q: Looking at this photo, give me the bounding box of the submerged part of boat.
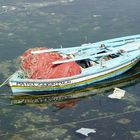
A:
[9,34,140,95]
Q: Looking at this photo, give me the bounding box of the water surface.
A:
[0,0,140,139]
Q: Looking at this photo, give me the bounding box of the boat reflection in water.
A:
[11,65,140,108]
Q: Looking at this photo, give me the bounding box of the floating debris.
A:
[76,128,96,136]
[130,131,140,139]
[2,6,8,9]
[93,26,101,31]
[50,12,55,16]
[18,0,75,11]
[1,5,16,11]
[108,88,126,99]
[8,33,14,36]
[116,118,131,124]
[92,14,102,18]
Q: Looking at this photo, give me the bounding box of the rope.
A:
[0,73,14,88]
[0,78,10,88]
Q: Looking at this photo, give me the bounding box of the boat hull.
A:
[9,57,140,95]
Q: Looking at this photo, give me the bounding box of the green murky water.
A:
[0,0,140,139]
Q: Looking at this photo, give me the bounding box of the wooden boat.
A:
[9,34,140,95]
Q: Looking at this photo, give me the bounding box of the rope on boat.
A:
[0,78,9,88]
[0,73,14,88]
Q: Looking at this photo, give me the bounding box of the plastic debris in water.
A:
[108,87,126,99]
[76,128,96,136]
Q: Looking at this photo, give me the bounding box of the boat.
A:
[11,69,140,105]
[9,34,140,95]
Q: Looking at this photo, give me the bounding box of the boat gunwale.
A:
[31,34,140,54]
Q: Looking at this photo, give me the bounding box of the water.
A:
[0,0,140,139]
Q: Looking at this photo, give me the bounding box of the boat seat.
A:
[102,56,112,61]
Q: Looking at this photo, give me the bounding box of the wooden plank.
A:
[31,40,128,54]
[52,51,116,65]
